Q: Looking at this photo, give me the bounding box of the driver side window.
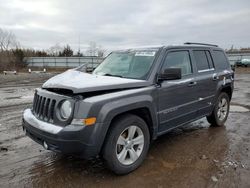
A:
[162,51,192,76]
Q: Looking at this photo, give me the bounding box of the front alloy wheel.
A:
[103,114,150,175]
[116,126,144,165]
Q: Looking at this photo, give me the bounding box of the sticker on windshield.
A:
[135,51,156,56]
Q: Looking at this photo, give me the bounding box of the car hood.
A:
[42,70,151,94]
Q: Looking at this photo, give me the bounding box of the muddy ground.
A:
[0,69,249,188]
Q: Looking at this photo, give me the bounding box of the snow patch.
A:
[42,70,147,93]
[230,105,249,112]
[23,109,62,134]
[21,95,34,99]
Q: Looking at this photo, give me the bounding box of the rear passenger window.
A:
[205,51,214,69]
[162,51,192,76]
[193,50,210,71]
[213,50,229,70]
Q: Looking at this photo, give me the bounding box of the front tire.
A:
[102,114,150,175]
[207,92,230,126]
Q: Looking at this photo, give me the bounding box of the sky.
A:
[0,0,250,52]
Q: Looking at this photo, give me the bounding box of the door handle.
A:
[188,81,197,87]
[213,73,219,81]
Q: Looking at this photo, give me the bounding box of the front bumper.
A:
[22,109,102,159]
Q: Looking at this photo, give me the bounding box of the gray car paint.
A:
[22,45,234,159]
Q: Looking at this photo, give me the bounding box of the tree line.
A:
[0,28,105,71]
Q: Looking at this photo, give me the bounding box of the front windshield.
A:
[93,50,157,80]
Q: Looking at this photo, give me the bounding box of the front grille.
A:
[32,92,56,123]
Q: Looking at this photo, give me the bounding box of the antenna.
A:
[78,35,81,55]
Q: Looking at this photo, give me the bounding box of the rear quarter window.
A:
[212,50,229,70]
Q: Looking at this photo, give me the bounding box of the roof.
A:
[113,43,222,52]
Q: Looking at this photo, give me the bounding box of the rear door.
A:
[191,49,218,116]
[157,49,199,133]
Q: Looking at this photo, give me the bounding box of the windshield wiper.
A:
[103,73,124,78]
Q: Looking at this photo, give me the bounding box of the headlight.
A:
[60,100,72,119]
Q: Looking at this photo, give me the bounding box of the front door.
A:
[157,50,199,133]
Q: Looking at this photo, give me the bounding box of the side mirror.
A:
[158,68,182,81]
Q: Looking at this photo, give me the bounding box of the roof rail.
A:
[184,42,218,47]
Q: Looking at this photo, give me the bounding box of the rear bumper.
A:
[22,109,103,159]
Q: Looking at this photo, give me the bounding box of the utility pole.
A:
[78,35,81,56]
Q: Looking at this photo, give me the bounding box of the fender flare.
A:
[94,95,158,153]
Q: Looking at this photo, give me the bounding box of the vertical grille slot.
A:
[39,97,46,118]
[38,97,44,117]
[36,96,42,115]
[49,100,56,122]
[44,99,50,120]
[33,93,38,110]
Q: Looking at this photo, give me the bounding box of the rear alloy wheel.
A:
[217,97,228,121]
[207,92,230,126]
[102,114,150,175]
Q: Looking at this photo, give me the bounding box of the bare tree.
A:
[60,44,73,57]
[97,45,106,57]
[86,41,97,56]
[0,28,21,71]
[0,28,19,51]
[86,42,106,57]
[47,43,63,56]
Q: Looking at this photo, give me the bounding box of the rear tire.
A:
[207,92,230,127]
[102,114,150,175]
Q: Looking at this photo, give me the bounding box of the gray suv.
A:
[22,43,234,174]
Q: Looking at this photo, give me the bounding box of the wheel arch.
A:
[97,98,158,155]
[108,107,155,141]
[220,85,233,100]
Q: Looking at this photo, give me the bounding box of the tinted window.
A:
[162,51,192,76]
[213,50,229,70]
[205,51,214,69]
[193,50,209,71]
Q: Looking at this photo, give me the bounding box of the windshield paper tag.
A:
[135,51,156,56]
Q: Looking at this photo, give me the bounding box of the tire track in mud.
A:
[0,104,31,142]
[0,102,32,109]
[0,82,45,89]
[0,101,107,187]
[0,103,50,187]
[0,103,32,111]
[0,84,38,108]
[0,73,59,186]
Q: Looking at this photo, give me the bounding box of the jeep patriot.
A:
[22,43,234,174]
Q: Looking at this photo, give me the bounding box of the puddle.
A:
[230,105,250,113]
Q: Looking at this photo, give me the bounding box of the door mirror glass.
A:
[158,68,182,81]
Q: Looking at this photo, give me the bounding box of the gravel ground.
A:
[0,69,249,188]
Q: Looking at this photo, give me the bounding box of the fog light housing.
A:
[43,141,48,150]
[23,127,26,135]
